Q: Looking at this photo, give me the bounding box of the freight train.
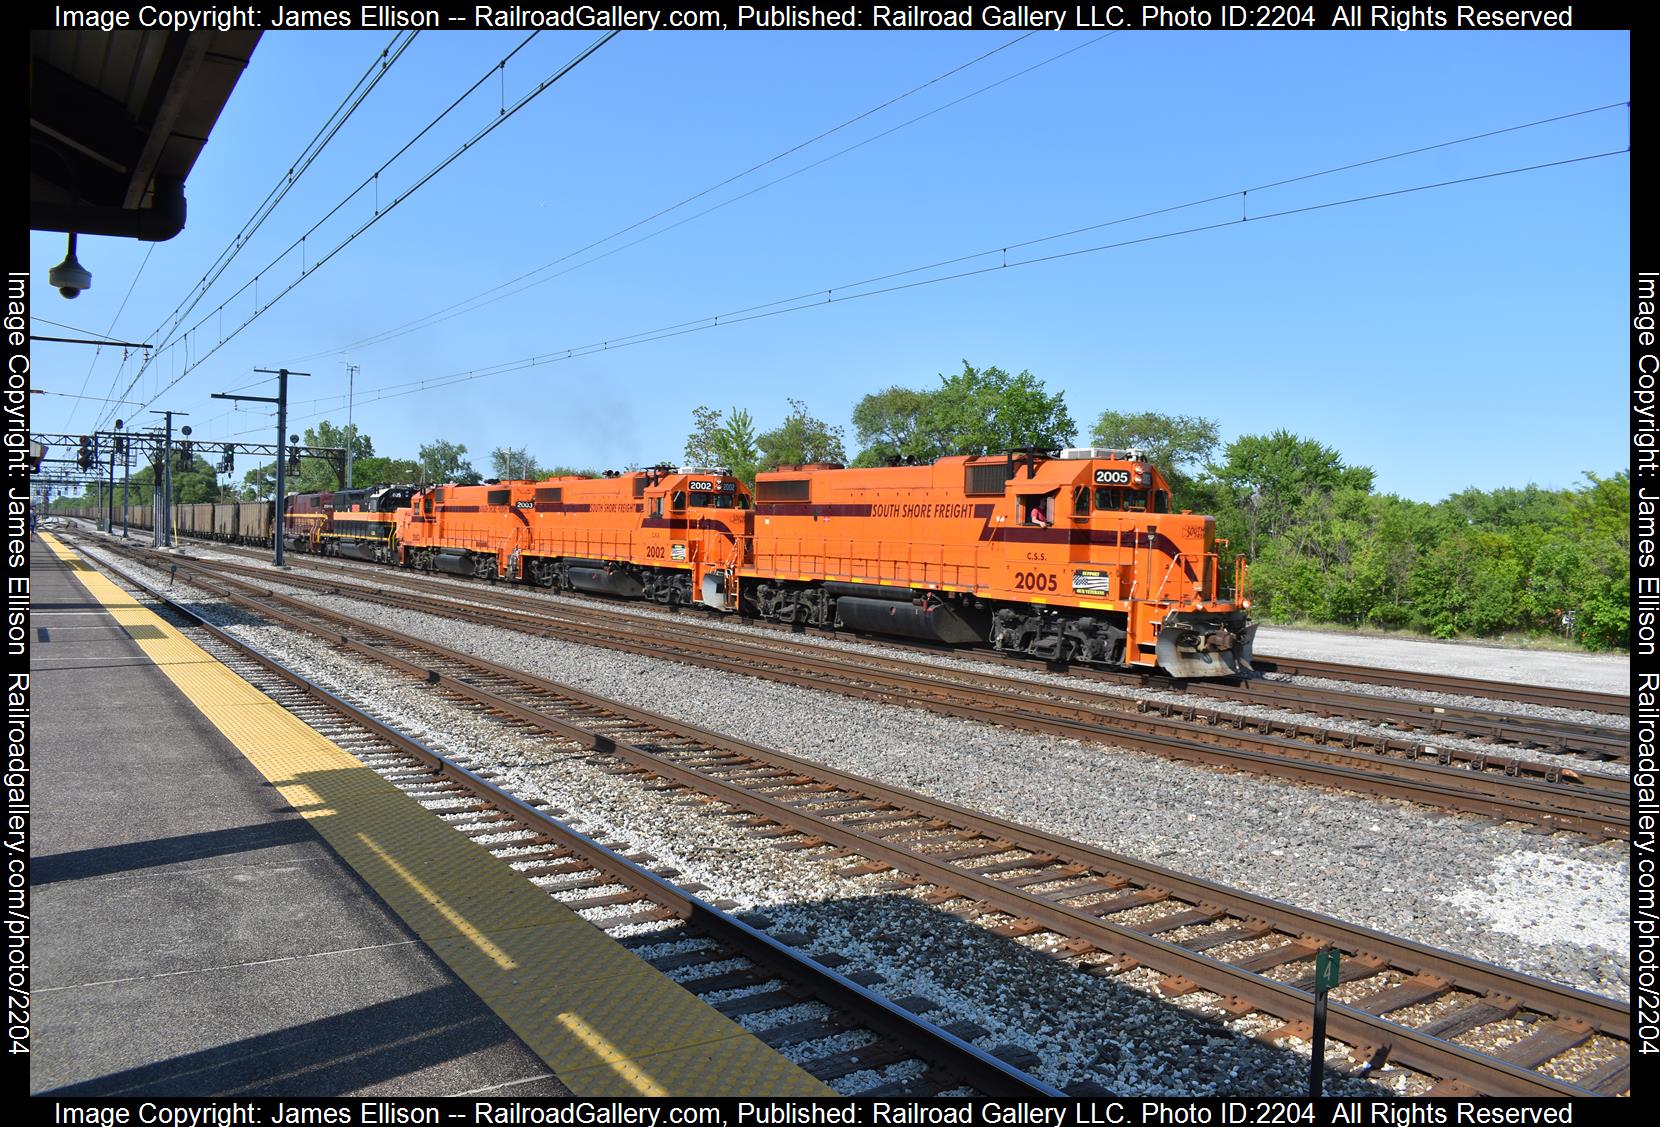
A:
[116,448,1254,677]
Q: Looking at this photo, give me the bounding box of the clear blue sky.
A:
[31,29,1630,501]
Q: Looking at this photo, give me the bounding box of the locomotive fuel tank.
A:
[567,565,646,598]
[833,595,983,644]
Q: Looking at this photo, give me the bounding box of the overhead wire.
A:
[92,33,418,431]
[65,243,154,429]
[151,35,420,348]
[111,31,617,424]
[288,31,1113,363]
[281,100,1627,424]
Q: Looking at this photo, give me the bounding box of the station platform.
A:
[28,533,830,1098]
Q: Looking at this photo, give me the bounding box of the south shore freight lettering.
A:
[869,502,980,519]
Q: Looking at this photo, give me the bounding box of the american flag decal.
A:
[1072,570,1111,595]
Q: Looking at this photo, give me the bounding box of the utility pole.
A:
[215,368,306,567]
[344,362,358,488]
[149,409,188,547]
[121,424,131,537]
[105,431,116,531]
[111,420,125,535]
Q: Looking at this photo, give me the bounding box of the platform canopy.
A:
[30,27,261,241]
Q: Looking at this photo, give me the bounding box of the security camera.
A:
[50,257,91,299]
[50,235,91,299]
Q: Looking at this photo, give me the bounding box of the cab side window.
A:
[1017,494,1053,526]
[1153,491,1169,513]
[649,497,664,517]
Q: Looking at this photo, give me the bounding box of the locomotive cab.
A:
[1051,447,1254,677]
[641,466,753,609]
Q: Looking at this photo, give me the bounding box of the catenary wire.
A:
[268,130,1626,429]
[93,33,419,430]
[111,32,615,424]
[287,31,1114,363]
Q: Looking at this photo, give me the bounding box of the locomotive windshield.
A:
[1094,487,1170,513]
[688,492,745,509]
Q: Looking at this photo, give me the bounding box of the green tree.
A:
[756,399,846,470]
[850,386,934,466]
[417,439,480,485]
[349,456,424,488]
[490,446,545,481]
[714,409,760,484]
[240,462,276,500]
[684,406,725,469]
[683,406,761,483]
[1090,411,1220,495]
[918,363,1075,456]
[1208,430,1375,557]
[849,363,1075,464]
[295,419,373,492]
[127,454,226,504]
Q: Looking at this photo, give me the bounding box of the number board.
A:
[688,480,715,492]
[1093,469,1132,485]
[1314,948,1341,992]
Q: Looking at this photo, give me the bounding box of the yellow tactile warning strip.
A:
[39,534,833,1097]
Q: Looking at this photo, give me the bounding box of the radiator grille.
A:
[965,463,1014,495]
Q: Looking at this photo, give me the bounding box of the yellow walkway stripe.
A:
[39,535,832,1097]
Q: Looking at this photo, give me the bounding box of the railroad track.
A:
[1249,655,1629,718]
[110,527,1627,761]
[81,537,1632,1096]
[95,549,1060,1098]
[103,539,1627,837]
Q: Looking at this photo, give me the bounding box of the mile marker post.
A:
[1310,946,1341,1097]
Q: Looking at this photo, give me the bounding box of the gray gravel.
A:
[86,554,1396,1093]
[85,539,1629,997]
[158,540,1630,772]
[73,536,1630,1095]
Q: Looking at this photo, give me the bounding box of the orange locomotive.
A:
[742,448,1253,677]
[394,448,1252,677]
[397,466,752,606]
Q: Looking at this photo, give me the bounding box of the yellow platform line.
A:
[39,534,832,1097]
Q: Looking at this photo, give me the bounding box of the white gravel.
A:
[1252,626,1629,695]
[1439,852,1631,952]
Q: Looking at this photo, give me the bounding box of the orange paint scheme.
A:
[741,451,1253,675]
[396,469,752,604]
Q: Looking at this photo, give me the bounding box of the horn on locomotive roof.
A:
[1004,446,1059,479]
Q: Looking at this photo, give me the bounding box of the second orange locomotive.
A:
[393,448,1254,677]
